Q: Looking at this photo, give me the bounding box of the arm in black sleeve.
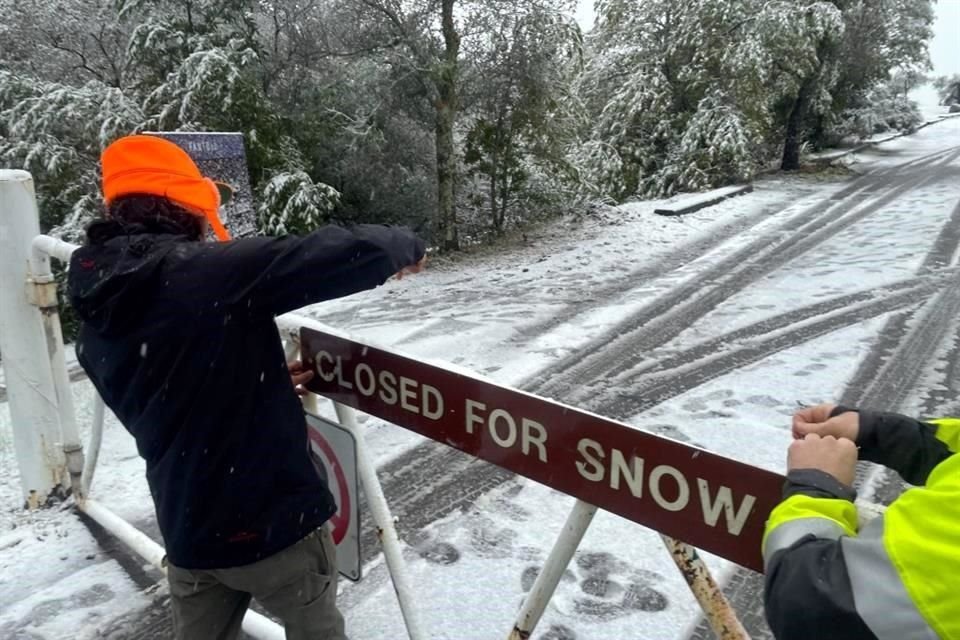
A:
[185,224,425,317]
[830,406,952,486]
[764,471,875,640]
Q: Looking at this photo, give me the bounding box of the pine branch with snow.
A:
[258,171,341,236]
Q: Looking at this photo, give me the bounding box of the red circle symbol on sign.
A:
[307,429,351,545]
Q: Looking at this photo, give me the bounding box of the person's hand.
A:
[395,255,427,280]
[788,433,858,486]
[793,403,859,442]
[289,360,314,396]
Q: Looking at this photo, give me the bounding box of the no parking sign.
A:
[305,412,362,581]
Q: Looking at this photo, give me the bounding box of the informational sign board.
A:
[145,131,257,238]
[302,328,785,573]
[305,412,362,582]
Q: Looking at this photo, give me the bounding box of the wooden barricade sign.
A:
[302,328,783,572]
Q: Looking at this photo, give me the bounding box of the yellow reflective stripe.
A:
[763,494,857,556]
[930,418,960,452]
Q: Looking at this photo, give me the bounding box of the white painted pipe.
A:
[79,499,284,639]
[509,499,598,640]
[29,235,84,496]
[81,393,105,498]
[333,402,426,640]
[80,499,168,568]
[30,234,78,272]
[0,172,68,507]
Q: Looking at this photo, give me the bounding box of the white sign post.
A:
[305,412,361,581]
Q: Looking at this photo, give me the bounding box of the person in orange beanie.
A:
[68,135,426,640]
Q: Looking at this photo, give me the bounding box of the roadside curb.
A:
[810,112,960,167]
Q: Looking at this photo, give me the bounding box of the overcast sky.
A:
[574,0,960,76]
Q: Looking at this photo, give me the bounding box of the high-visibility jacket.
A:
[763,409,960,640]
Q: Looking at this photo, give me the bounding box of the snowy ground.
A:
[2,94,959,639]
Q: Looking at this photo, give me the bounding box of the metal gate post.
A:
[0,170,67,507]
[509,499,598,640]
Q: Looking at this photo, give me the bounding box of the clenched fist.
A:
[788,433,858,486]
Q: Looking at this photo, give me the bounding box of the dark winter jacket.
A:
[763,407,960,640]
[68,220,425,569]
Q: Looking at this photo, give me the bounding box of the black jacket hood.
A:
[68,222,190,336]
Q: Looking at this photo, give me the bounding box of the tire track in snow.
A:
[529,149,960,403]
[919,312,960,417]
[511,193,815,345]
[687,196,960,640]
[593,273,953,418]
[356,152,960,569]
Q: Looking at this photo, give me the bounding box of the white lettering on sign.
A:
[576,438,605,482]
[464,400,549,463]
[399,377,419,414]
[697,479,756,536]
[465,399,486,434]
[422,385,444,420]
[649,465,689,512]
[314,353,444,420]
[379,370,398,405]
[611,449,644,498]
[355,364,376,397]
[317,351,337,382]
[574,438,756,535]
[489,409,518,448]
[521,419,548,462]
[336,363,353,390]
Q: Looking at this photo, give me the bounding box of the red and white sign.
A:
[306,412,361,581]
[302,328,784,573]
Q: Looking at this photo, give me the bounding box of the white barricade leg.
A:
[509,499,598,640]
[662,536,749,639]
[332,402,427,640]
[0,170,68,507]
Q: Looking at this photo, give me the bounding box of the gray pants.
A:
[167,526,347,640]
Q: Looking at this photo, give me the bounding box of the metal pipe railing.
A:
[28,235,84,498]
[81,393,105,498]
[27,234,285,640]
[79,499,284,639]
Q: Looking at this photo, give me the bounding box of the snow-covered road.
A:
[2,115,959,640]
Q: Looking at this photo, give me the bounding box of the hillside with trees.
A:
[0,0,937,248]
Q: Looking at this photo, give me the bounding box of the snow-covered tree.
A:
[0,71,143,233]
[259,171,341,236]
[461,1,582,233]
[933,75,960,106]
[650,93,756,196]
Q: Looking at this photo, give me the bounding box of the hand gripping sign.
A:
[302,328,785,573]
[306,413,362,581]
